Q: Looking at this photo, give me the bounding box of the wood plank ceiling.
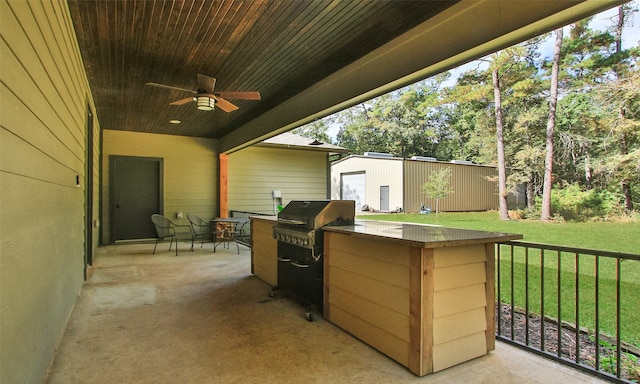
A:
[68,0,457,139]
[68,0,625,152]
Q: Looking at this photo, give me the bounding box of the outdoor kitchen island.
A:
[322,220,522,377]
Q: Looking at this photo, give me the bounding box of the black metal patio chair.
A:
[187,213,211,251]
[151,214,192,256]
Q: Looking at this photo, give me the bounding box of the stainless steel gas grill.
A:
[272,200,355,321]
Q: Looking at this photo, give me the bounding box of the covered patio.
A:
[1,1,630,382]
[45,242,606,383]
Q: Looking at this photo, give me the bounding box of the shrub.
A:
[546,184,625,221]
[512,185,633,221]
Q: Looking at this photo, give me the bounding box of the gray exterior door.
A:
[110,156,163,242]
[380,185,389,211]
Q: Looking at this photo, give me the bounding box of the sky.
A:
[325,2,639,141]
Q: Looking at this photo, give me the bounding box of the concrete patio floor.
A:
[45,242,607,383]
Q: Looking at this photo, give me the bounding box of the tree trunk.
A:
[492,66,509,220]
[584,150,592,190]
[620,133,632,211]
[541,28,563,221]
[526,178,535,210]
[615,6,633,212]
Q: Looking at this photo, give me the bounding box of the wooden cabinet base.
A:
[324,232,496,376]
[250,217,278,287]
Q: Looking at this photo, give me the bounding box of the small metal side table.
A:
[210,217,250,254]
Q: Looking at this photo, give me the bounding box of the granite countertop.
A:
[324,220,522,248]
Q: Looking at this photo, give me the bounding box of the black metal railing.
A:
[495,241,640,384]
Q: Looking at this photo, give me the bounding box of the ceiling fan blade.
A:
[215,91,261,100]
[215,97,239,112]
[146,82,196,94]
[169,97,194,106]
[197,74,216,93]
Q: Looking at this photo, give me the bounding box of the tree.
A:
[443,42,542,218]
[612,4,636,211]
[488,47,537,219]
[553,4,639,212]
[541,28,563,221]
[335,77,453,158]
[492,63,510,220]
[292,117,333,144]
[335,106,390,155]
[421,168,454,223]
[595,69,640,211]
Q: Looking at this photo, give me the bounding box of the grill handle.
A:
[291,261,310,268]
[277,257,291,262]
[276,218,306,225]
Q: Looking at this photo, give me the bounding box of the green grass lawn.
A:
[359,212,640,346]
[357,211,639,254]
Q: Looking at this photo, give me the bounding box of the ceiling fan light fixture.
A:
[196,96,215,111]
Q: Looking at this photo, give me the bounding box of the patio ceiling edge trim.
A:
[220,0,625,154]
[255,142,351,154]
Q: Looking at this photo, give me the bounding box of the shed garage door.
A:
[341,172,366,211]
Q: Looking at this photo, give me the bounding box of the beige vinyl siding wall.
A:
[331,157,403,211]
[0,1,100,382]
[431,244,490,371]
[404,160,498,212]
[327,233,412,366]
[228,146,329,215]
[102,130,219,243]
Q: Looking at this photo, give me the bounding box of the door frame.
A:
[340,171,366,211]
[84,105,94,278]
[109,155,164,243]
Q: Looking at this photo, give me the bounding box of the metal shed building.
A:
[331,154,524,213]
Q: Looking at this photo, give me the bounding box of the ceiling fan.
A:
[145,74,260,112]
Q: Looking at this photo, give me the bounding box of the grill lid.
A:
[276,200,355,229]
